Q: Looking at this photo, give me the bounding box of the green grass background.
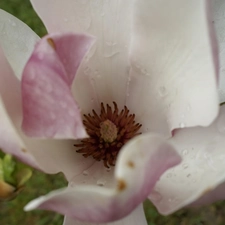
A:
[0,0,225,224]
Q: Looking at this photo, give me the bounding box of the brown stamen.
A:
[74,102,142,168]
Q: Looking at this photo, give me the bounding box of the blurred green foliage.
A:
[0,0,225,224]
[0,0,46,37]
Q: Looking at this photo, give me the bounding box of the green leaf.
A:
[0,158,4,180]
[15,168,32,187]
[3,154,16,185]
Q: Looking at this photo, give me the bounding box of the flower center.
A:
[74,102,142,168]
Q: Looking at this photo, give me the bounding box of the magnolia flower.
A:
[0,0,224,224]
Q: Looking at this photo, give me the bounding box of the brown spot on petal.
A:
[47,38,56,50]
[201,187,213,197]
[117,179,126,192]
[22,148,27,153]
[127,160,135,168]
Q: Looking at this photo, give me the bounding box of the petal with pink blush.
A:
[213,0,225,102]
[0,44,94,178]
[21,33,95,139]
[0,9,40,79]
[0,46,41,170]
[0,96,39,170]
[126,0,219,137]
[24,134,181,223]
[63,204,147,225]
[149,105,225,215]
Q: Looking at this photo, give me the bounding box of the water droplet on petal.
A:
[182,163,188,169]
[104,51,120,58]
[82,170,89,176]
[179,122,185,128]
[158,86,167,97]
[182,149,189,156]
[97,179,106,186]
[150,191,162,202]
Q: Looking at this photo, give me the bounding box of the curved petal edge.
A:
[24,134,181,223]
[21,33,95,139]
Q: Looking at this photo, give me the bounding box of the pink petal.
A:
[126,0,219,137]
[31,0,133,112]
[25,134,181,223]
[63,204,147,225]
[0,47,39,169]
[149,105,225,215]
[0,29,93,179]
[0,97,39,169]
[22,33,95,139]
[0,9,40,79]
[213,0,225,102]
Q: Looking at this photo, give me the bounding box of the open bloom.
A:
[0,0,225,224]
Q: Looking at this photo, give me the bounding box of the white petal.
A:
[214,0,225,102]
[63,204,147,225]
[126,0,219,136]
[149,105,225,215]
[0,9,39,79]
[24,134,181,222]
[31,0,134,112]
[23,138,95,181]
[69,161,115,188]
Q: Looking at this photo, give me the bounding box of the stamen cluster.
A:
[74,102,142,168]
